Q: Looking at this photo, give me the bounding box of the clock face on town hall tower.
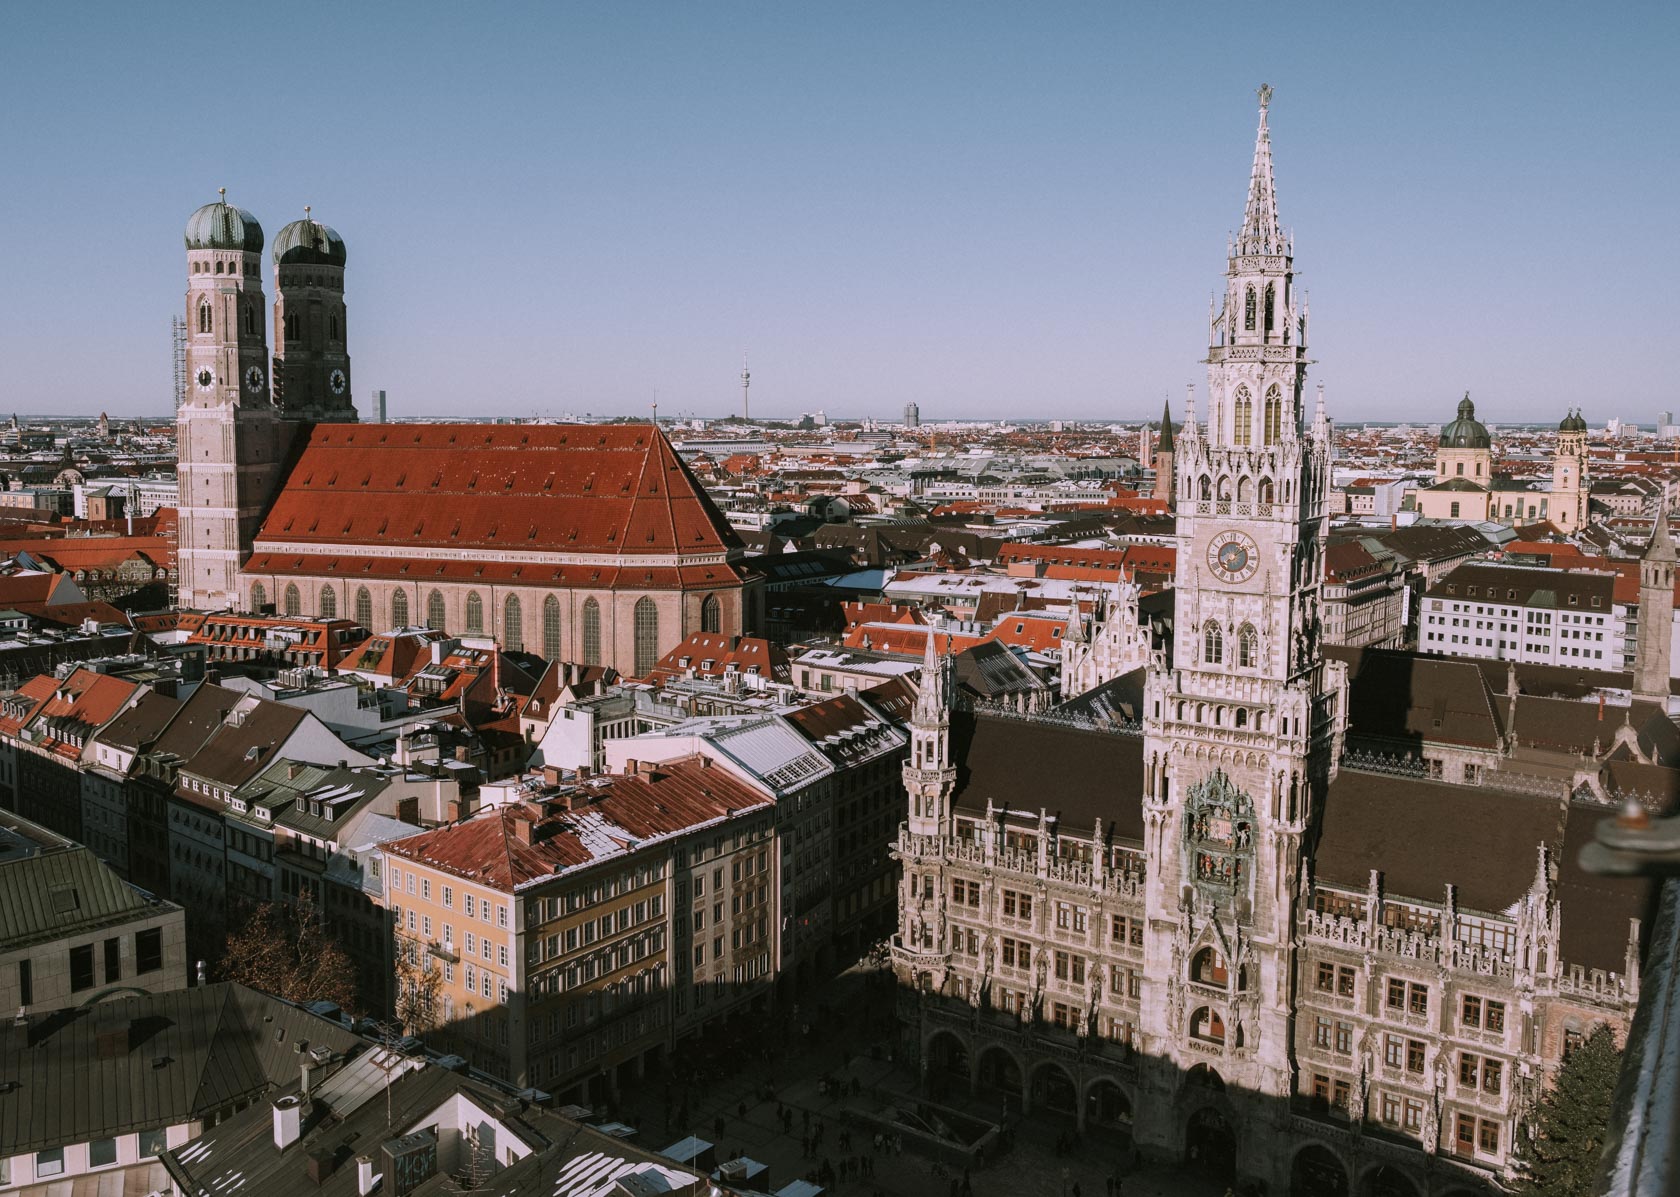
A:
[1206,528,1260,584]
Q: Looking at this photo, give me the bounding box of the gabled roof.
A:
[0,983,361,1157]
[0,839,176,951]
[255,423,742,560]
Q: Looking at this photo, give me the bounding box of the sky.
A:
[1,2,1675,424]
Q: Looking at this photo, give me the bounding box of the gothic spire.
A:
[1157,395,1175,452]
[1648,508,1676,565]
[915,624,949,724]
[1237,84,1284,258]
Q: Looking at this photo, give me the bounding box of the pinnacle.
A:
[1237,88,1284,257]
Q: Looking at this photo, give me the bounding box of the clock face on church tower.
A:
[244,365,265,394]
[1207,529,1260,584]
[328,369,347,396]
[195,368,213,392]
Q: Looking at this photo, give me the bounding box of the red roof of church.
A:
[253,424,743,562]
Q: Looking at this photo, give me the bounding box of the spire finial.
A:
[1257,82,1273,112]
[304,204,312,222]
[218,187,226,203]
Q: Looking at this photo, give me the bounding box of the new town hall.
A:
[891,91,1648,1196]
[176,199,746,674]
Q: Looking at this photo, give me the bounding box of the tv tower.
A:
[740,353,751,421]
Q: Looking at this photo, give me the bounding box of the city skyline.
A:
[2,3,1675,421]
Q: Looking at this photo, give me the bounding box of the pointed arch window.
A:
[1257,477,1274,507]
[319,584,337,620]
[285,312,299,342]
[1199,475,1212,502]
[582,598,602,666]
[242,304,256,336]
[354,586,372,629]
[1263,283,1275,332]
[1244,287,1256,331]
[197,302,212,334]
[426,589,446,631]
[1203,621,1224,666]
[700,594,721,634]
[329,312,341,342]
[1263,386,1283,445]
[1238,624,1258,668]
[542,595,561,661]
[504,594,523,652]
[250,581,267,612]
[464,591,484,633]
[282,583,301,617]
[633,597,658,676]
[391,589,408,628]
[1232,387,1253,447]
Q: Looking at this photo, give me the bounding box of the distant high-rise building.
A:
[904,401,920,428]
[371,389,387,423]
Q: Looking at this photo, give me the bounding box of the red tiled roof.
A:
[241,551,743,591]
[384,756,768,890]
[254,423,743,560]
[646,633,790,684]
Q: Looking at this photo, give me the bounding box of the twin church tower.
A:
[177,196,356,609]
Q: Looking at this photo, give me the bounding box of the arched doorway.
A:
[1362,1165,1420,1197]
[927,1032,969,1083]
[975,1045,1023,1101]
[1030,1061,1077,1116]
[1291,1144,1349,1197]
[1185,1106,1235,1181]
[1085,1078,1133,1128]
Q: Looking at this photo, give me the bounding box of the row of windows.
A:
[1202,621,1260,668]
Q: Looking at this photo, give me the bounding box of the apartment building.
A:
[379,757,771,1104]
[1420,563,1616,667]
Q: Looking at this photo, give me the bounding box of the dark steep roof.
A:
[0,983,360,1156]
[1316,770,1566,915]
[948,712,1144,842]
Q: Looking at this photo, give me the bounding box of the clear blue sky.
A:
[2,2,1674,423]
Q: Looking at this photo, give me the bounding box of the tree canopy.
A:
[1513,1023,1622,1197]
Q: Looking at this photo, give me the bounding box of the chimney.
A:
[357,1156,376,1196]
[300,1053,314,1101]
[624,758,638,776]
[541,764,564,786]
[272,1095,303,1150]
[511,815,535,846]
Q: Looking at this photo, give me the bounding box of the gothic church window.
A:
[283,584,300,617]
[1263,387,1282,444]
[426,590,446,631]
[1203,621,1224,665]
[242,305,256,336]
[700,594,720,634]
[1233,388,1253,447]
[198,303,212,334]
[330,312,341,341]
[633,597,658,676]
[1199,476,1212,502]
[504,594,524,652]
[542,595,561,661]
[582,598,602,666]
[1264,283,1275,332]
[354,586,372,629]
[1244,287,1256,331]
[465,591,484,633]
[319,584,336,620]
[391,590,409,628]
[1258,478,1273,506]
[1238,624,1258,668]
[250,582,267,612]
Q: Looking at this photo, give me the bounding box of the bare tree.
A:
[221,894,360,1014]
[393,933,443,1034]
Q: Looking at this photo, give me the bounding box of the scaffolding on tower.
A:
[171,315,187,410]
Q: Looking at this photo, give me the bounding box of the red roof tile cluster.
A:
[255,423,743,561]
[384,756,769,891]
[645,633,790,685]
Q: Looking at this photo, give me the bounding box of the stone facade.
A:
[888,91,1644,1197]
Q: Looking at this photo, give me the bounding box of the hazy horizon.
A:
[3,3,1675,423]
